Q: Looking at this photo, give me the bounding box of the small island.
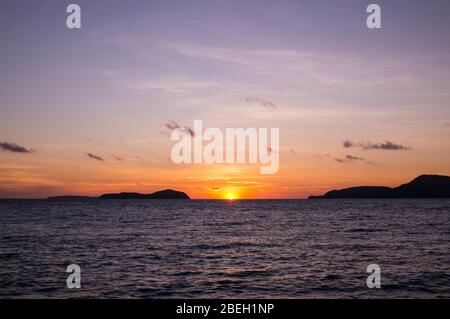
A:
[47,189,190,200]
[309,175,450,199]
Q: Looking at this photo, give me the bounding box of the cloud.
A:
[169,43,440,89]
[366,141,411,150]
[335,155,374,165]
[343,140,410,151]
[164,120,195,137]
[245,97,277,110]
[125,76,220,95]
[313,153,332,159]
[315,153,373,165]
[343,140,354,148]
[267,146,280,154]
[345,155,364,161]
[114,157,124,161]
[0,142,34,153]
[165,120,179,130]
[86,153,104,161]
[335,155,366,163]
[0,163,40,170]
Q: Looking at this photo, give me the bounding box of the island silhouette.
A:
[309,175,450,199]
[47,189,190,200]
[45,175,450,200]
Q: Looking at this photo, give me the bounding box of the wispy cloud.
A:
[164,120,195,137]
[313,153,332,159]
[86,153,104,161]
[245,97,277,110]
[335,155,373,165]
[315,153,373,165]
[169,43,440,88]
[0,163,40,170]
[345,155,365,161]
[334,155,363,163]
[343,140,411,151]
[127,76,220,95]
[0,142,34,153]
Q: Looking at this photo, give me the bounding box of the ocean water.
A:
[0,199,449,299]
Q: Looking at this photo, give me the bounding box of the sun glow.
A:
[226,193,236,201]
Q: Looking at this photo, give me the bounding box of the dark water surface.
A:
[0,199,449,298]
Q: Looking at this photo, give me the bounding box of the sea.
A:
[0,199,449,298]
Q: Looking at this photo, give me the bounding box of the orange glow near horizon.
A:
[1,157,449,199]
[1,143,450,199]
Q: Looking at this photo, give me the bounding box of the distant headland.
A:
[309,175,450,199]
[47,189,190,200]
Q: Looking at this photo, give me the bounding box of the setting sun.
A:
[226,193,236,201]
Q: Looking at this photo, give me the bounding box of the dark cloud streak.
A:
[316,153,373,165]
[164,120,194,137]
[245,97,277,110]
[86,153,104,161]
[335,155,364,163]
[0,141,34,153]
[343,140,410,151]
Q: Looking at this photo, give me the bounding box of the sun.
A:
[226,193,236,201]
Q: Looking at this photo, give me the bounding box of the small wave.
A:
[346,228,384,233]
[0,252,19,259]
[323,274,341,280]
[190,242,258,250]
[221,269,276,278]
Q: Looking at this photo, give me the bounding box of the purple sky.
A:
[1,0,450,198]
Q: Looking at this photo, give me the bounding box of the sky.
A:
[1,0,450,199]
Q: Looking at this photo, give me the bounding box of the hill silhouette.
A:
[99,189,189,199]
[309,175,450,199]
[47,189,190,200]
